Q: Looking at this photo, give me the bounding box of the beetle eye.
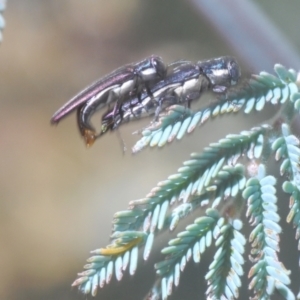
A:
[153,58,166,78]
[152,59,158,70]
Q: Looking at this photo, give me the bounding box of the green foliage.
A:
[73,64,300,299]
[244,165,292,299]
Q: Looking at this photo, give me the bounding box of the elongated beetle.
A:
[51,55,166,145]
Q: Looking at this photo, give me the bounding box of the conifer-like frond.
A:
[114,125,268,236]
[243,164,294,300]
[272,123,300,184]
[146,164,246,299]
[72,231,147,296]
[205,217,246,300]
[74,124,267,295]
[72,64,300,299]
[272,122,300,299]
[155,208,221,300]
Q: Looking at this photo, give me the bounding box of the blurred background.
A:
[0,1,300,299]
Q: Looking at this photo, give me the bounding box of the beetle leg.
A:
[116,128,127,154]
[212,85,227,93]
[76,105,97,147]
[77,85,124,146]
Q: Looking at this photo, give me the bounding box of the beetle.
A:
[197,56,241,92]
[51,55,166,144]
[98,56,241,138]
[90,61,204,138]
[75,60,201,146]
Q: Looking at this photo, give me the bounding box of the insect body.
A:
[99,62,205,135]
[51,55,166,146]
[100,56,241,136]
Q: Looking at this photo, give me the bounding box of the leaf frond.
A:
[114,125,269,236]
[147,208,221,300]
[72,65,300,299]
[205,217,245,300]
[272,123,300,183]
[72,231,146,296]
[243,164,294,300]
